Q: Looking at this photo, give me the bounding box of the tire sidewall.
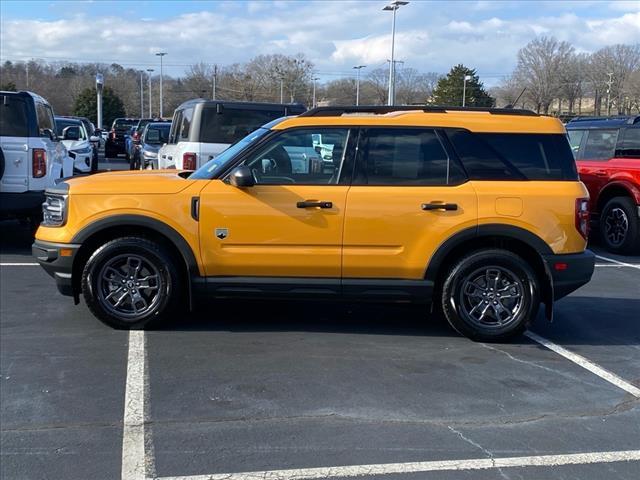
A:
[600,197,639,254]
[82,239,177,329]
[443,250,539,341]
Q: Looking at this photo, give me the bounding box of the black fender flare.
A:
[72,214,200,307]
[425,224,554,320]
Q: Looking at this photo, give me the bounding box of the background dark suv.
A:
[105,117,138,158]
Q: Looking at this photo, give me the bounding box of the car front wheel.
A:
[600,196,639,254]
[441,249,539,342]
[81,237,181,329]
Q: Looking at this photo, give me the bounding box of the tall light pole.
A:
[139,71,144,117]
[146,69,154,117]
[462,74,472,107]
[96,73,104,129]
[155,52,167,117]
[605,72,614,116]
[353,65,366,105]
[312,77,319,107]
[383,0,408,106]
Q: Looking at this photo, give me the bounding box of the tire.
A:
[599,196,639,255]
[81,237,182,329]
[441,249,540,342]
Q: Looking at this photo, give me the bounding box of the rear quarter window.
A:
[0,96,30,137]
[447,130,578,181]
[199,108,288,144]
[582,129,619,161]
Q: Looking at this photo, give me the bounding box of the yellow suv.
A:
[33,106,595,341]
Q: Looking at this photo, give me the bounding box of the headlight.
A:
[42,194,67,227]
[143,151,157,159]
[72,145,93,155]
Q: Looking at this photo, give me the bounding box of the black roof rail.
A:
[299,105,539,117]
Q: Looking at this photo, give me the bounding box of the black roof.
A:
[300,105,538,117]
[174,99,306,114]
[566,116,640,129]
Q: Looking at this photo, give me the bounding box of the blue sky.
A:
[1,1,639,85]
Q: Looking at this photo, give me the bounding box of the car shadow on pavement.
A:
[0,220,34,256]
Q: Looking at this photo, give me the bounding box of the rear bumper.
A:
[32,240,81,297]
[542,250,595,300]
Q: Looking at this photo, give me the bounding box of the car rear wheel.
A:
[600,196,639,254]
[441,249,539,342]
[81,237,181,329]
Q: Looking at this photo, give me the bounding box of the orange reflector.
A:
[59,248,73,257]
[554,262,568,271]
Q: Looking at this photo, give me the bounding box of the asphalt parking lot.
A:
[1,154,639,480]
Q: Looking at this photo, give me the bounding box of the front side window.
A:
[582,129,619,161]
[179,108,193,141]
[243,128,349,185]
[354,128,464,186]
[168,110,183,144]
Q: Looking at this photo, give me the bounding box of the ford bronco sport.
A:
[33,106,595,341]
[566,116,640,254]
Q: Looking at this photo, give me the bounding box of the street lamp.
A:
[155,52,167,117]
[312,77,319,108]
[383,0,408,106]
[139,71,144,118]
[353,65,366,106]
[462,74,472,107]
[146,69,154,117]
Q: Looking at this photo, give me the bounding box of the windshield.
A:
[190,127,270,179]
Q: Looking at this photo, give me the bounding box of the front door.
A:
[199,127,354,279]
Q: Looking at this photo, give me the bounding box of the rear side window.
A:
[448,130,577,181]
[354,128,466,186]
[0,96,29,137]
[35,103,54,136]
[616,128,640,158]
[199,108,286,144]
[582,129,619,161]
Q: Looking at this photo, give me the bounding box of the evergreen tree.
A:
[73,86,125,127]
[431,64,494,107]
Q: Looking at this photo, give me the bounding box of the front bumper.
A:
[32,240,81,298]
[542,250,595,300]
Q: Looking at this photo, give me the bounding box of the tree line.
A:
[1,37,638,125]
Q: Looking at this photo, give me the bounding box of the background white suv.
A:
[1,91,73,221]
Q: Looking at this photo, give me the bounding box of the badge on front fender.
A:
[215,228,228,240]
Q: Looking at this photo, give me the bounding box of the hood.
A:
[61,139,89,151]
[66,170,196,195]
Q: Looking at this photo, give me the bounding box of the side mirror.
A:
[62,126,80,141]
[42,128,56,141]
[229,165,255,188]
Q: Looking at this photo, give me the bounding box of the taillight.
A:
[132,131,140,141]
[183,152,197,170]
[110,129,116,140]
[575,198,590,240]
[32,148,46,178]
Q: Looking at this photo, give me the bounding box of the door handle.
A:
[422,202,458,211]
[297,201,333,209]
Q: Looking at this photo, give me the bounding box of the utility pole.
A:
[605,72,614,116]
[312,77,319,107]
[26,62,29,89]
[280,79,284,104]
[212,64,217,100]
[462,75,472,107]
[155,52,167,117]
[146,69,154,117]
[139,71,144,118]
[353,65,366,105]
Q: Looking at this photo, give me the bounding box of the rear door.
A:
[577,128,620,205]
[343,127,478,281]
[0,95,30,193]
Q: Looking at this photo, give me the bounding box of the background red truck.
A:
[566,116,640,254]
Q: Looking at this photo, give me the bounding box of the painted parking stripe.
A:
[0,262,39,266]
[595,255,640,270]
[525,331,640,398]
[122,330,153,480]
[154,450,640,480]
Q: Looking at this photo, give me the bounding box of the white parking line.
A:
[122,330,154,480]
[0,262,39,266]
[595,255,640,270]
[525,331,640,398]
[154,450,640,480]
